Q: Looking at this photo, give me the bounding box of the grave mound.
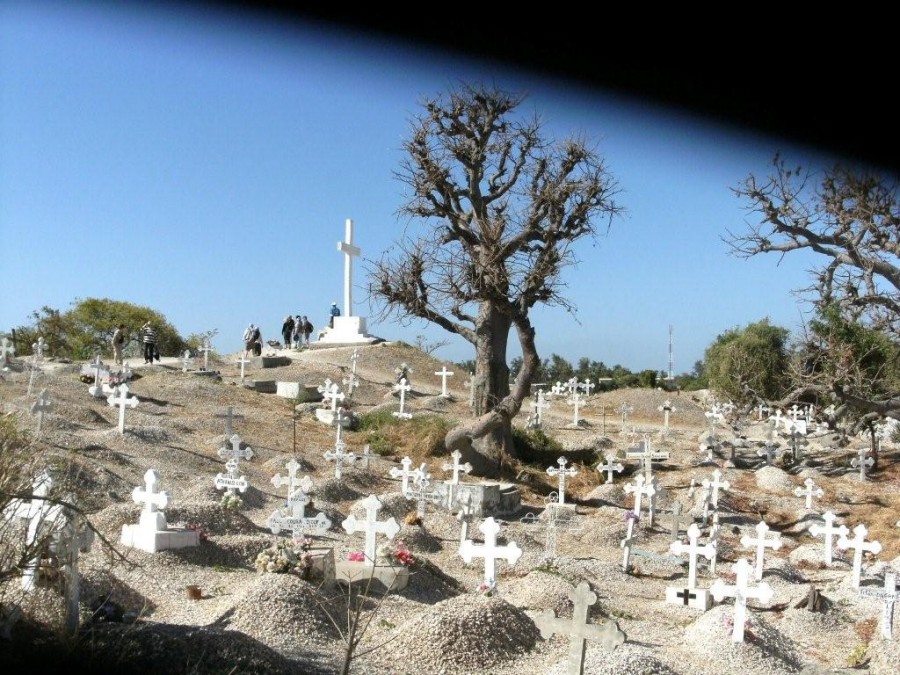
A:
[165,502,263,536]
[868,637,900,675]
[228,573,340,648]
[755,465,797,492]
[504,570,596,619]
[682,604,804,673]
[390,595,540,672]
[162,533,271,570]
[547,642,679,675]
[80,567,157,618]
[317,476,364,503]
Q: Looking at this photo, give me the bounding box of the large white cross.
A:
[838,523,882,588]
[271,459,311,499]
[236,355,250,382]
[859,572,898,640]
[336,218,360,316]
[851,447,875,481]
[740,520,782,581]
[624,474,656,519]
[669,523,715,590]
[389,456,422,494]
[107,383,139,434]
[530,390,551,428]
[567,392,584,426]
[324,439,357,479]
[596,455,623,484]
[534,580,624,674]
[809,511,849,566]
[341,494,400,563]
[459,516,522,586]
[794,478,824,510]
[435,366,454,397]
[442,450,473,485]
[710,558,774,642]
[31,389,52,433]
[547,457,578,505]
[133,469,169,531]
[392,377,412,419]
[701,469,730,508]
[49,506,94,637]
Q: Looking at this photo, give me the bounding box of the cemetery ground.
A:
[1,341,899,675]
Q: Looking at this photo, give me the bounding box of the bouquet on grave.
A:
[376,538,415,567]
[477,580,497,598]
[220,492,243,511]
[255,537,314,576]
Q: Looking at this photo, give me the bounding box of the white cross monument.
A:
[851,447,875,481]
[31,389,52,433]
[794,478,824,510]
[324,439,357,479]
[547,457,579,505]
[667,522,716,610]
[392,378,413,419]
[341,494,400,563]
[838,523,882,588]
[319,218,377,344]
[809,511,849,566]
[107,383,139,434]
[435,366,454,398]
[596,455,624,484]
[710,558,774,643]
[459,516,522,588]
[740,520,782,581]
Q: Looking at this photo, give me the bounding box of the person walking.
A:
[242,323,261,359]
[301,315,313,346]
[112,323,126,366]
[281,315,295,350]
[141,321,158,364]
[291,315,303,349]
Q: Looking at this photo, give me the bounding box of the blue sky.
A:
[1,1,838,373]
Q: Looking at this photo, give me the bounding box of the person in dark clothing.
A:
[329,302,340,329]
[281,315,295,349]
[141,322,158,364]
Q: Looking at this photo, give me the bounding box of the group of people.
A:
[109,321,160,365]
[281,314,314,350]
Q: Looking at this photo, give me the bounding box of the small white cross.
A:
[740,520,782,581]
[546,457,578,505]
[392,377,413,419]
[459,516,522,586]
[271,458,310,496]
[669,522,716,589]
[236,355,250,382]
[434,366,454,397]
[624,474,656,519]
[181,349,194,372]
[341,494,400,563]
[701,469,730,508]
[107,383,139,434]
[389,456,422,494]
[809,511,849,566]
[323,382,345,412]
[323,439,357,479]
[31,389,52,433]
[132,469,170,532]
[0,336,15,366]
[197,339,213,370]
[442,449,472,485]
[218,434,253,465]
[793,478,824,509]
[710,558,774,642]
[838,523,882,588]
[851,447,875,481]
[596,455,623,484]
[88,356,107,397]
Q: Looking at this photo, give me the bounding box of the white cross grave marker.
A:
[757,440,777,466]
[3,471,58,590]
[336,218,360,317]
[323,382,345,413]
[49,505,94,637]
[236,355,250,382]
[267,477,331,538]
[218,434,253,466]
[31,388,52,434]
[708,512,722,575]
[618,402,633,429]
[358,444,375,471]
[341,494,400,564]
[794,478,824,510]
[324,439,357,479]
[624,474,656,520]
[596,455,624,484]
[392,377,412,419]
[626,434,670,480]
[710,558,774,643]
[658,399,677,434]
[740,520,782,581]
[389,456,423,495]
[107,383,139,434]
[567,391,584,426]
[701,469,730,508]
[88,356,108,397]
[406,465,442,519]
[669,523,715,590]
[838,523,882,588]
[851,447,875,481]
[215,406,244,437]
[459,516,522,586]
[435,366,454,397]
[620,516,637,572]
[0,336,15,368]
[547,457,578,505]
[859,572,898,640]
[181,349,194,372]
[534,581,625,675]
[457,492,475,546]
[271,459,310,499]
[133,469,170,531]
[442,449,472,508]
[197,339,213,371]
[528,390,551,429]
[809,511,849,566]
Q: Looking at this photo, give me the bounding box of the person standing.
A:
[112,323,126,366]
[291,315,303,349]
[141,321,158,364]
[242,323,257,359]
[301,315,313,346]
[281,315,295,350]
[329,301,340,328]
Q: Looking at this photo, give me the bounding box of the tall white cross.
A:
[271,459,311,499]
[701,469,730,508]
[658,400,677,434]
[534,581,624,674]
[324,439,357,479]
[669,523,716,590]
[809,511,849,566]
[624,474,656,519]
[31,389,52,433]
[851,447,875,481]
[567,392,584,426]
[197,339,213,370]
[459,516,522,586]
[350,348,360,374]
[708,512,722,575]
[627,434,670,480]
[49,505,94,637]
[389,456,422,494]
[859,572,898,640]
[579,379,595,397]
[442,449,473,485]
[337,218,360,316]
[323,382,345,413]
[793,478,824,510]
[529,390,552,429]
[392,377,412,419]
[435,366,454,397]
[596,455,623,484]
[88,356,107,397]
[620,516,637,572]
[710,558,774,642]
[236,355,250,382]
[838,523,882,588]
[547,457,578,505]
[107,383,139,434]
[740,520,782,581]
[133,469,170,531]
[341,494,400,563]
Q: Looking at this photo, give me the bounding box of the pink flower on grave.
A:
[347,551,365,562]
[478,581,496,597]
[624,511,640,523]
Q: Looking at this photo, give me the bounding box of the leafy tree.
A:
[726,155,899,423]
[369,83,623,474]
[14,298,188,361]
[703,318,791,404]
[541,353,575,384]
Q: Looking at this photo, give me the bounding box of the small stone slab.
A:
[665,586,712,610]
[247,380,277,394]
[250,355,291,368]
[335,561,409,591]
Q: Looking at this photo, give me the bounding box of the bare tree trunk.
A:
[474,305,511,413]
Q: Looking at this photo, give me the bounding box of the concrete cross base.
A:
[315,409,353,426]
[308,547,336,586]
[335,561,409,592]
[120,524,200,553]
[431,481,521,517]
[315,316,381,346]
[665,586,713,610]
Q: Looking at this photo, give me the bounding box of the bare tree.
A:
[725,154,900,426]
[368,84,622,474]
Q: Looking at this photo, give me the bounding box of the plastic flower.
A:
[348,551,365,562]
